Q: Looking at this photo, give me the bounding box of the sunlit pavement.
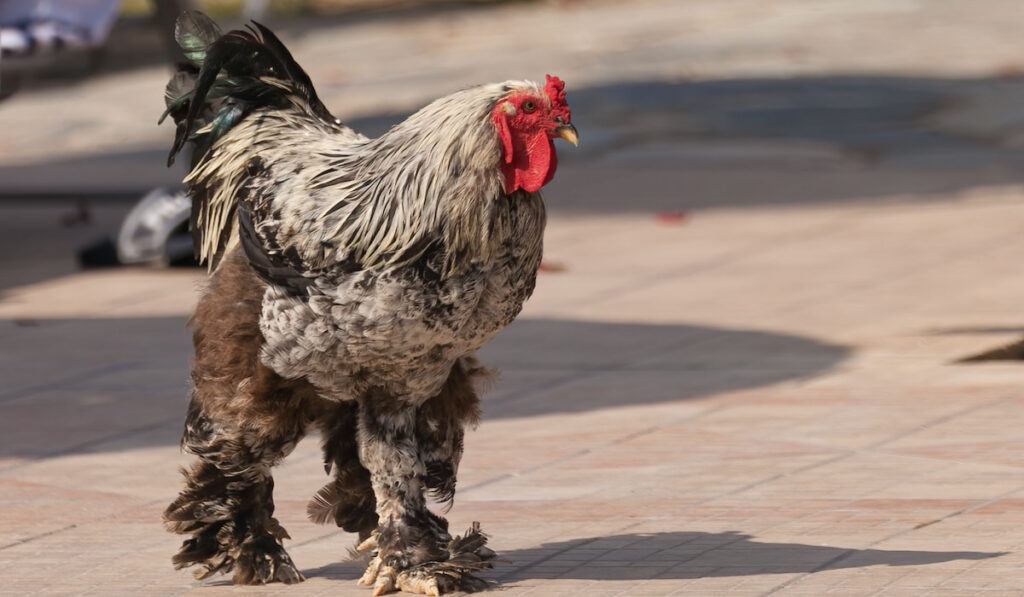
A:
[4,1,1024,595]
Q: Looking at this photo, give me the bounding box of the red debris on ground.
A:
[656,211,688,225]
[538,260,567,273]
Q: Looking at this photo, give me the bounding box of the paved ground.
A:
[5,0,1024,595]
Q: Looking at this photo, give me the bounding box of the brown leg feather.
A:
[163,249,324,584]
[308,402,379,541]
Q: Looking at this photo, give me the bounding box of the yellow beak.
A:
[555,124,579,146]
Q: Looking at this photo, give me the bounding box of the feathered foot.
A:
[165,380,314,585]
[166,484,306,585]
[168,515,304,585]
[357,522,495,596]
[232,533,306,585]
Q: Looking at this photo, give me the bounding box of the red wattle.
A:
[501,131,557,194]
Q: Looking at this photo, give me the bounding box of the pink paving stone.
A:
[6,2,1024,596]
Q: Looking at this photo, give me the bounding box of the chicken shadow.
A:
[302,530,1003,584]
[477,317,848,419]
[0,316,846,457]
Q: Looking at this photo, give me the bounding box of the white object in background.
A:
[0,0,120,54]
[117,187,193,266]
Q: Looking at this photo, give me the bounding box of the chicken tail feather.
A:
[161,10,341,267]
[163,11,334,168]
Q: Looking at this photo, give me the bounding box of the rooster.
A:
[160,11,577,596]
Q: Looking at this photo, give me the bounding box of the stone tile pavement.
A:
[5,187,1024,595]
[5,1,1024,595]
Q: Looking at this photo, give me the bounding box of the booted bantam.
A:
[160,11,577,596]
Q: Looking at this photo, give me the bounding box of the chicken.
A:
[159,11,577,596]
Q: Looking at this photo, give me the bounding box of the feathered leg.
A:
[163,395,309,584]
[354,394,440,595]
[419,357,487,508]
[163,248,321,584]
[308,402,379,541]
[356,359,495,596]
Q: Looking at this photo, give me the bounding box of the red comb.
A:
[544,74,571,122]
[545,75,567,107]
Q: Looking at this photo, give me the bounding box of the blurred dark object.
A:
[60,202,94,227]
[958,339,1024,363]
[78,236,120,268]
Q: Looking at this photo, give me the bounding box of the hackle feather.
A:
[164,10,546,279]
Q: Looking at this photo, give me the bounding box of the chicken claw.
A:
[396,569,441,596]
[358,532,379,552]
[358,554,381,586]
[373,567,397,596]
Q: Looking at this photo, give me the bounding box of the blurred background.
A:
[5,0,1024,286]
[7,1,1024,594]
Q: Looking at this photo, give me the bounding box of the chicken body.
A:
[161,11,573,596]
[259,212,543,401]
[214,93,546,400]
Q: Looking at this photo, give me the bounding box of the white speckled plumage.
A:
[163,12,564,593]
[187,81,548,403]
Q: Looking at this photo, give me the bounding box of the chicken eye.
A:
[522,100,537,113]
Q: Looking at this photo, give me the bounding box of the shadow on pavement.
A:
[0,202,135,292]
[5,75,1024,209]
[4,75,1024,291]
[478,318,848,419]
[303,530,1004,583]
[0,316,847,457]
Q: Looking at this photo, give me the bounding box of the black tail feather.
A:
[162,11,336,168]
[176,10,222,65]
